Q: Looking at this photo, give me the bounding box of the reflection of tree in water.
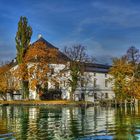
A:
[35,107,62,140]
[19,106,29,140]
[0,106,9,134]
[1,105,140,139]
[68,107,80,139]
[114,106,139,140]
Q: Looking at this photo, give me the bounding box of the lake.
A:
[0,105,140,140]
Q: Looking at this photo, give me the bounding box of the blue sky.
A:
[0,0,140,64]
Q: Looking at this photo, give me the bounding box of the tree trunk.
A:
[70,91,74,101]
[22,81,29,100]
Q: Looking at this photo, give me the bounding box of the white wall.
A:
[75,72,115,102]
[9,62,115,102]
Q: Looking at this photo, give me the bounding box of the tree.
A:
[15,16,32,64]
[126,46,140,98]
[15,16,32,99]
[63,44,93,100]
[0,63,18,100]
[109,47,140,102]
[13,41,58,100]
[24,41,58,98]
[109,57,134,102]
[126,46,140,65]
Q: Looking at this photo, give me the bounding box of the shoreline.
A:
[0,100,95,107]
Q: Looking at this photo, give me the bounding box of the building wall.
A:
[8,62,115,102]
[47,63,71,100]
[74,72,115,102]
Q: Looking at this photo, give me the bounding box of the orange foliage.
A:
[109,57,140,100]
[13,41,58,90]
[0,64,18,93]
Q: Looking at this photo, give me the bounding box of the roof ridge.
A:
[33,36,58,49]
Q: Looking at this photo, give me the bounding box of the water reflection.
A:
[0,105,140,139]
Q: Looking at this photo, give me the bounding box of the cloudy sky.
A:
[0,0,140,64]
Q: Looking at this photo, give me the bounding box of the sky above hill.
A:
[0,0,140,64]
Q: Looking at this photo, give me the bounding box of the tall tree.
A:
[126,46,140,65]
[110,47,140,102]
[64,44,93,100]
[15,16,32,99]
[15,16,32,64]
[109,57,134,102]
[126,46,140,98]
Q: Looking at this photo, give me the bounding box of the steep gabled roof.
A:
[32,36,58,49]
[31,36,70,63]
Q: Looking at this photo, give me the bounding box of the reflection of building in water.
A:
[84,107,115,135]
[1,106,23,139]
[0,106,140,139]
[27,107,38,139]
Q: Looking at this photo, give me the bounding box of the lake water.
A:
[0,105,140,140]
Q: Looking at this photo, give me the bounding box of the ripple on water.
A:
[1,106,140,139]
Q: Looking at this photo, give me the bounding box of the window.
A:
[51,68,54,75]
[94,78,97,87]
[94,93,97,100]
[105,93,108,98]
[105,79,108,87]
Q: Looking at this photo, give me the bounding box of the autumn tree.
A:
[110,47,140,102]
[109,57,134,102]
[24,41,58,99]
[126,46,140,98]
[0,63,18,100]
[15,16,32,99]
[126,46,140,65]
[63,44,93,100]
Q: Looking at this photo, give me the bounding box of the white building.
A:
[5,36,115,102]
[74,63,115,102]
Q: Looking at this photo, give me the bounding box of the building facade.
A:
[1,36,115,102]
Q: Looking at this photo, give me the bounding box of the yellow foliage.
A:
[0,64,19,93]
[109,57,140,100]
[13,41,58,91]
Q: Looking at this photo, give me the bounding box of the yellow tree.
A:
[24,41,58,98]
[109,57,134,102]
[125,46,140,98]
[0,64,18,100]
[128,63,140,99]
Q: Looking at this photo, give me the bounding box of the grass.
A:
[0,100,94,106]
